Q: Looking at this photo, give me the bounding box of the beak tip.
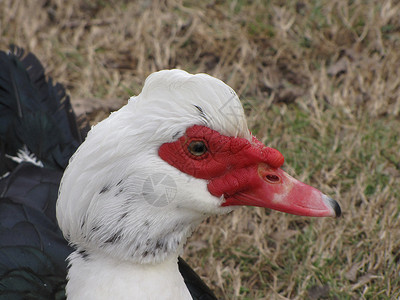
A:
[333,201,342,218]
[324,195,341,217]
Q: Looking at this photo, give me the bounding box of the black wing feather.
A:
[178,257,218,300]
[0,164,72,299]
[0,46,81,174]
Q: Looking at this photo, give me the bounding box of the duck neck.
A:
[66,251,192,300]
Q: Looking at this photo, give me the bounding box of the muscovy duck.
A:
[0,47,216,300]
[57,66,340,297]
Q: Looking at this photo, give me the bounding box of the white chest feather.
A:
[66,252,192,300]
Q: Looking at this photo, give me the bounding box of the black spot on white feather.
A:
[104,230,123,244]
[163,242,169,252]
[80,217,86,230]
[172,131,182,140]
[173,221,183,232]
[91,225,101,233]
[116,179,123,186]
[194,105,204,114]
[100,185,110,194]
[118,212,129,222]
[193,104,208,122]
[115,188,124,197]
[78,249,90,261]
[155,239,163,250]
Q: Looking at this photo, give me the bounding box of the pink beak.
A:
[220,164,341,218]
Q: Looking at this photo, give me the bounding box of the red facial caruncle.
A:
[159,125,341,217]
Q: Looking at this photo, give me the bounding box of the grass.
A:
[1,0,400,298]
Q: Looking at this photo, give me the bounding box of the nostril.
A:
[265,174,280,183]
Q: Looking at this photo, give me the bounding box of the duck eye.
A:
[188,141,207,156]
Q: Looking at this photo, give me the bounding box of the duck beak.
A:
[221,163,341,218]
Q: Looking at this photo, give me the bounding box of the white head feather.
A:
[56,69,251,264]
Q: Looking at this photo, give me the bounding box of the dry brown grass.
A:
[1,0,400,299]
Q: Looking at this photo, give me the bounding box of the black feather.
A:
[178,257,218,300]
[0,164,71,299]
[0,46,81,175]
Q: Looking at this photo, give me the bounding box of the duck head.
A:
[56,70,340,265]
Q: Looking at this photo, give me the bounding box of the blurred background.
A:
[1,0,399,299]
